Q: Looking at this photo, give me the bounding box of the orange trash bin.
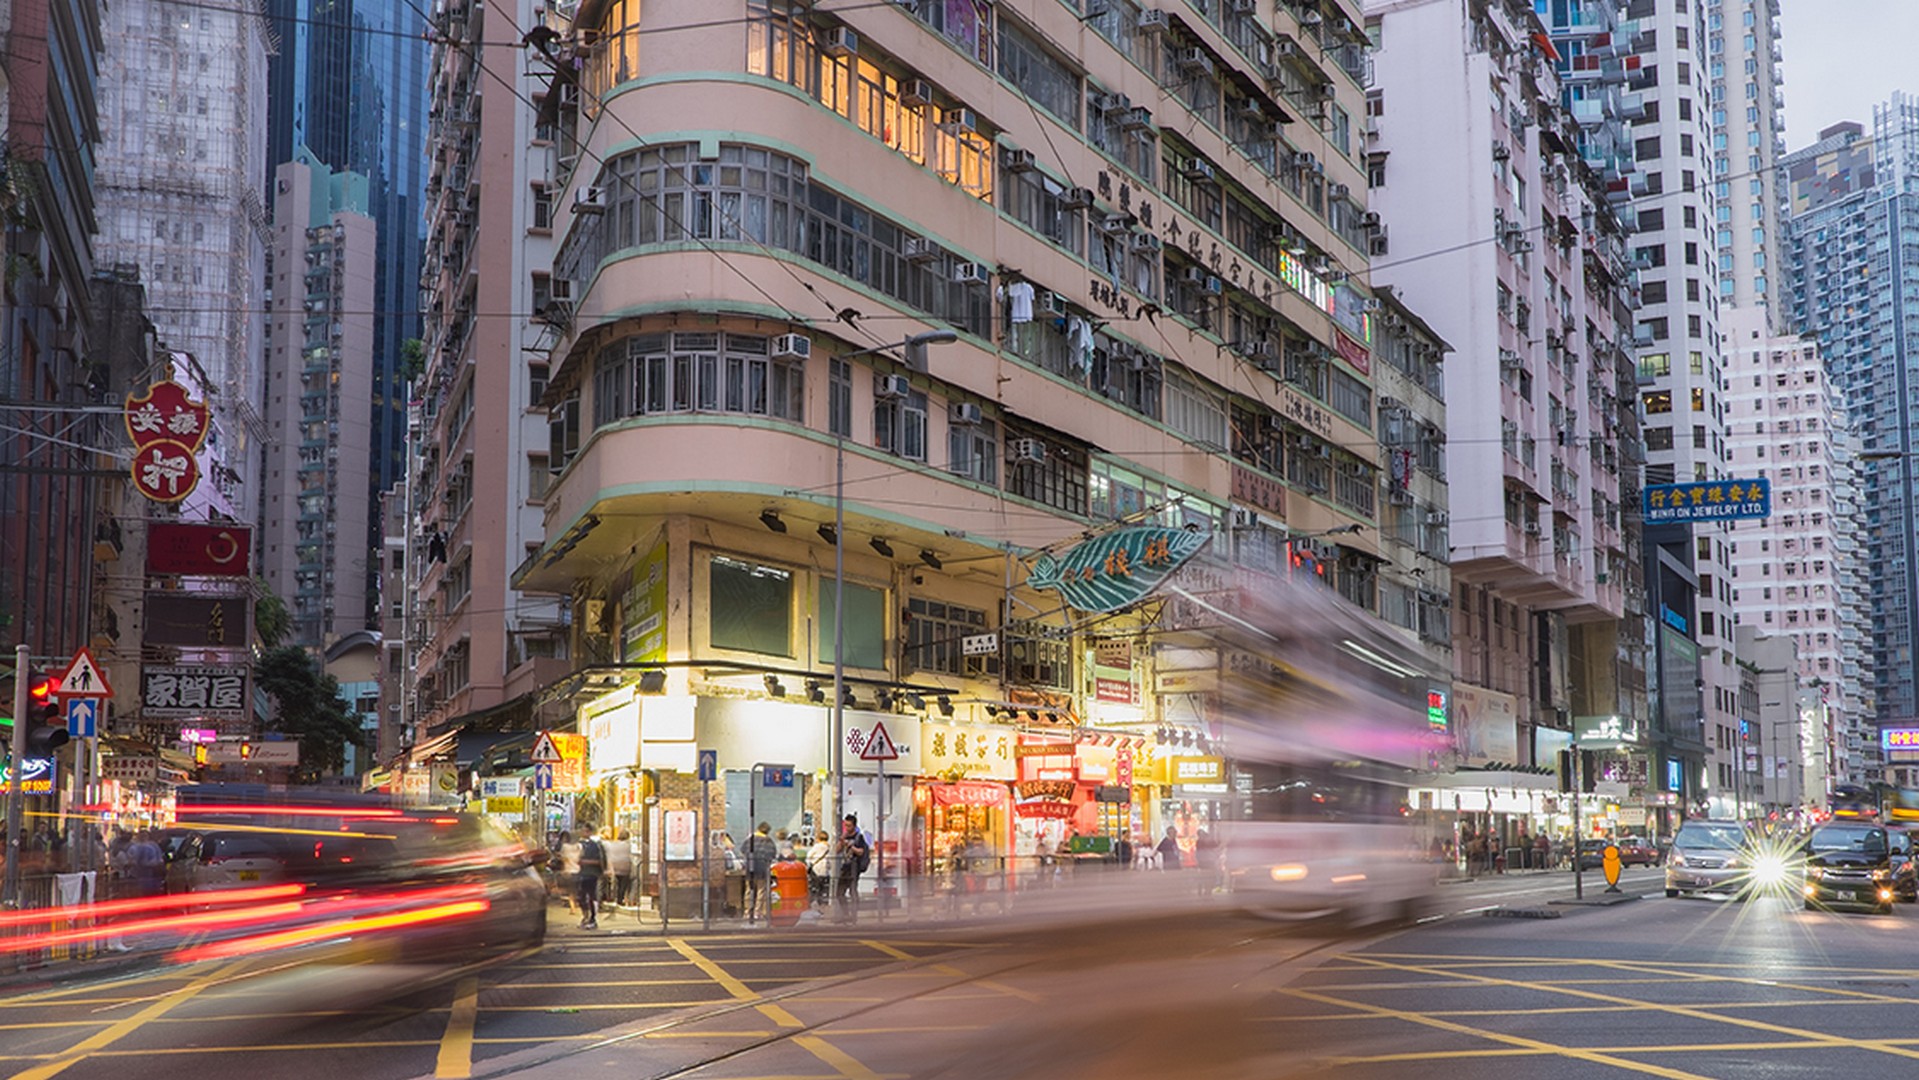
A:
[769,859,809,927]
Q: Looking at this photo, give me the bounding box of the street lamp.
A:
[825,330,958,831]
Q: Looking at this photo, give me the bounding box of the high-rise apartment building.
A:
[1366,0,1646,814]
[406,0,567,744]
[1704,0,1785,320]
[94,0,271,516]
[261,151,377,647]
[1369,288,1453,668]
[1783,99,1919,752]
[266,0,429,497]
[1721,304,1872,793]
[471,0,1422,845]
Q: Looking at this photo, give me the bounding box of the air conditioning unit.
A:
[1523,521,1543,537]
[1388,488,1414,506]
[1300,9,1323,26]
[1377,395,1398,410]
[1369,228,1390,256]
[1182,266,1210,286]
[944,106,980,133]
[952,261,988,284]
[1119,106,1154,131]
[1130,232,1162,253]
[1098,213,1133,235]
[1177,48,1215,76]
[1492,142,1511,162]
[1361,297,1381,312]
[823,26,858,57]
[1229,0,1256,12]
[949,402,984,425]
[902,79,934,108]
[1229,507,1259,530]
[902,236,942,263]
[1181,157,1216,182]
[1240,340,1275,360]
[1002,147,1038,172]
[1273,39,1301,61]
[572,186,606,213]
[1203,275,1224,295]
[1328,182,1350,200]
[1138,9,1169,32]
[771,333,811,360]
[1041,291,1068,317]
[1426,511,1449,526]
[1091,91,1127,114]
[1359,210,1382,229]
[1061,186,1096,210]
[1010,437,1048,463]
[876,374,913,400]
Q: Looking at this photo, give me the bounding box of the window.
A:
[1162,368,1229,449]
[906,598,991,676]
[997,19,1079,123]
[1329,367,1372,426]
[949,416,998,483]
[829,357,852,438]
[1005,426,1088,515]
[532,184,553,231]
[819,581,888,669]
[710,556,794,657]
[874,381,929,460]
[1000,166,1084,254]
[1086,85,1157,183]
[593,331,803,424]
[548,391,581,469]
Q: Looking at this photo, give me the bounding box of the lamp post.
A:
[824,330,958,834]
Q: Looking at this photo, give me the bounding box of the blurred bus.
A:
[1164,573,1441,924]
[1830,783,1882,822]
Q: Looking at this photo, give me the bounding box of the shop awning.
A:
[1422,769,1559,791]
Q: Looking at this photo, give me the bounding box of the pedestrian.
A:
[1533,832,1550,871]
[806,829,832,906]
[1196,827,1220,891]
[554,830,581,913]
[742,822,778,923]
[576,827,604,929]
[604,827,633,911]
[833,814,870,923]
[1156,826,1182,869]
[1114,831,1134,869]
[128,830,165,898]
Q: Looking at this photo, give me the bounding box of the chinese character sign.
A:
[124,380,209,504]
[141,664,249,719]
[1641,478,1771,524]
[1027,525,1210,614]
[921,722,1015,779]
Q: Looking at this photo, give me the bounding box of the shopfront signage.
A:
[125,380,210,504]
[1333,330,1371,376]
[100,756,158,784]
[141,664,248,719]
[1095,785,1131,804]
[922,722,1015,779]
[1014,800,1076,819]
[144,595,248,649]
[1231,466,1287,517]
[480,777,524,799]
[1277,384,1334,439]
[0,758,53,794]
[485,796,526,815]
[925,780,1008,806]
[1154,668,1219,694]
[1027,525,1210,615]
[552,732,591,791]
[621,537,668,664]
[1014,741,1074,759]
[1641,478,1771,524]
[961,632,999,657]
[583,688,640,776]
[664,809,698,860]
[1574,714,1644,748]
[146,523,251,577]
[1883,728,1919,752]
[1015,779,1077,801]
[1166,756,1224,785]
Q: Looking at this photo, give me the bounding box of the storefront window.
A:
[818,580,888,669]
[709,556,794,656]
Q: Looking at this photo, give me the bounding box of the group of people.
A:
[1445,828,1569,874]
[547,825,630,929]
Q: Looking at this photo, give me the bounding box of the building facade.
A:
[1721,304,1870,795]
[1365,0,1646,823]
[93,0,271,518]
[1369,287,1452,670]
[448,0,1433,860]
[1784,100,1919,746]
[1705,0,1785,321]
[261,151,377,646]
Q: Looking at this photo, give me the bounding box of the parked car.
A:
[176,830,290,892]
[1664,820,1755,897]
[1615,836,1660,867]
[1804,822,1897,914]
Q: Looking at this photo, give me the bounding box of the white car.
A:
[180,830,290,892]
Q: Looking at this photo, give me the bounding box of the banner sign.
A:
[144,595,249,648]
[124,380,210,504]
[147,523,251,577]
[141,664,249,719]
[1027,526,1210,614]
[1642,478,1771,524]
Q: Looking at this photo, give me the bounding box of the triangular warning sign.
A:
[56,648,113,698]
[530,730,562,763]
[859,721,900,761]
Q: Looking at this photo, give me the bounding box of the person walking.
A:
[129,831,165,898]
[833,814,870,924]
[554,831,582,914]
[604,828,633,912]
[1155,826,1182,870]
[805,830,833,907]
[742,822,778,923]
[576,827,605,929]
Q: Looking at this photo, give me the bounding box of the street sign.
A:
[530,731,562,764]
[1641,477,1771,524]
[859,722,900,762]
[65,697,98,739]
[762,764,794,788]
[533,762,555,791]
[961,632,999,657]
[56,648,113,698]
[697,749,718,782]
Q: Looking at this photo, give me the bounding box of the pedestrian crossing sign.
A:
[56,648,113,698]
[859,722,900,762]
[531,730,562,763]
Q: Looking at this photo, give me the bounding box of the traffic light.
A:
[1580,749,1597,794]
[23,671,69,756]
[1557,749,1574,793]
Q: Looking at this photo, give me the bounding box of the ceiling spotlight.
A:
[817,523,839,545]
[906,692,926,710]
[763,674,786,698]
[869,537,895,558]
[806,679,825,704]
[919,549,943,570]
[841,687,858,708]
[759,509,787,533]
[638,669,667,694]
[1027,709,1043,722]
[875,689,895,711]
[937,695,955,717]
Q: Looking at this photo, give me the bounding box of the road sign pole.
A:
[3,643,28,909]
[1571,743,1584,901]
[877,757,886,923]
[700,776,711,931]
[69,729,87,873]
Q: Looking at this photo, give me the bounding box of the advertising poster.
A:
[1451,683,1520,766]
[623,536,669,664]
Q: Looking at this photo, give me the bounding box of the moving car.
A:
[1803,822,1897,914]
[1888,827,1918,902]
[177,830,290,892]
[1664,820,1754,897]
[1616,836,1660,867]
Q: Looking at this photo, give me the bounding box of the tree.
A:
[398,337,425,384]
[253,578,291,649]
[254,646,360,782]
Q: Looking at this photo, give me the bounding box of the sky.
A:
[1777,0,1919,148]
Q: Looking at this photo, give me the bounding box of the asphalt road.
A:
[14,868,1918,1080]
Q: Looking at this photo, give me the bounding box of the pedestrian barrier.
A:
[3,873,100,968]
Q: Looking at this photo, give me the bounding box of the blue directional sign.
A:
[762,765,794,788]
[697,749,718,782]
[1642,478,1771,524]
[65,697,98,739]
[532,762,554,791]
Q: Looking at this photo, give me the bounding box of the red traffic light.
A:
[29,674,56,701]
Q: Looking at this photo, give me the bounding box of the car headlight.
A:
[1751,856,1788,886]
[1872,868,1891,881]
[1807,865,1825,880]
[1670,852,1687,868]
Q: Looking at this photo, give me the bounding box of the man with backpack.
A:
[742,822,779,923]
[577,826,605,929]
[834,814,871,924]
